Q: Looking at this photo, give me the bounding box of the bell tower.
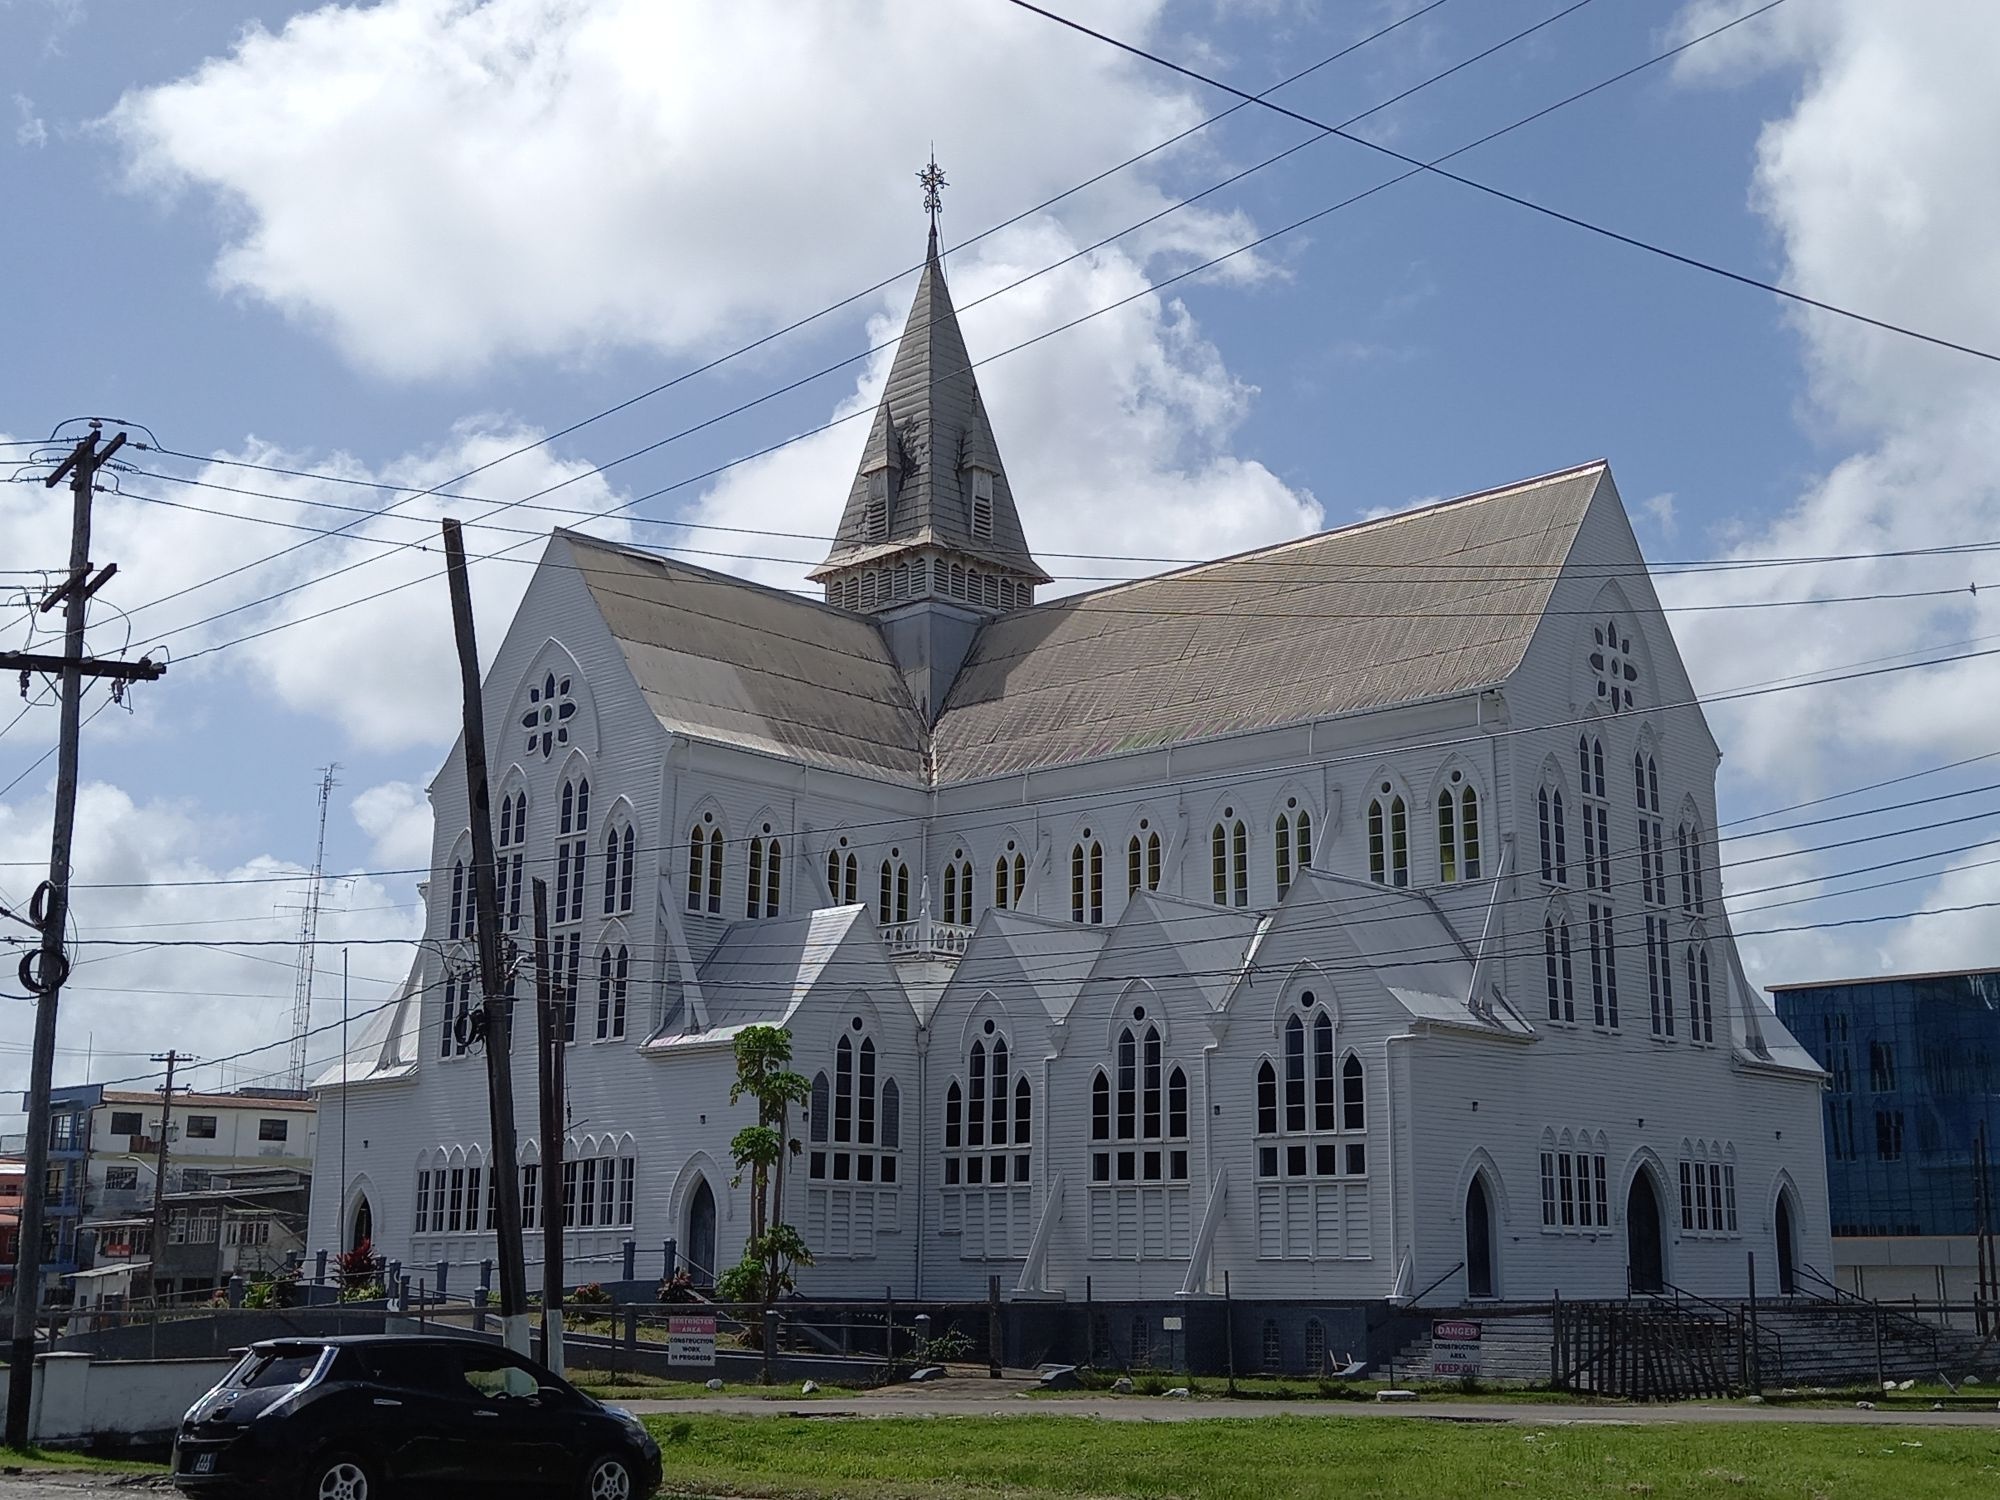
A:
[809,157,1050,721]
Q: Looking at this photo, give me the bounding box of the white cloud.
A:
[103,0,1252,381]
[1663,1,2000,978]
[1639,492,1676,540]
[0,423,634,751]
[12,94,46,148]
[0,780,421,1110]
[351,780,434,871]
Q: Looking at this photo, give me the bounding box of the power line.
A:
[113,1,1475,632]
[1003,0,2000,367]
[5,632,1996,893]
[91,483,1997,630]
[115,0,1723,657]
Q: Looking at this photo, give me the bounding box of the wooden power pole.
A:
[532,878,566,1372]
[143,1051,192,1305]
[440,518,530,1356]
[5,424,166,1448]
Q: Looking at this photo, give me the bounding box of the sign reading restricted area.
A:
[1428,1319,1483,1379]
[667,1313,718,1368]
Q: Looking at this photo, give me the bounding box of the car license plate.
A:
[194,1453,215,1474]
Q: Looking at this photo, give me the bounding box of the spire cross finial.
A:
[918,152,947,241]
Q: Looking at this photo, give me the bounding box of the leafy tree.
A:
[715,1024,813,1357]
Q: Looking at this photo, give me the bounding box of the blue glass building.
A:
[1771,969,2000,1239]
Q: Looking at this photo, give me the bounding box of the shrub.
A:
[572,1282,612,1307]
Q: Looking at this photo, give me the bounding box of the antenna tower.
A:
[287,765,339,1092]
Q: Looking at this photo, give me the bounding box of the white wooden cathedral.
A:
[308,213,1830,1317]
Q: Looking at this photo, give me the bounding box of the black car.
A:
[171,1333,662,1499]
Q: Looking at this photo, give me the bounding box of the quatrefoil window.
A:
[1589,620,1638,711]
[522,671,577,759]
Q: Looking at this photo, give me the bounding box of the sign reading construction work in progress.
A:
[667,1313,718,1368]
[1429,1319,1483,1379]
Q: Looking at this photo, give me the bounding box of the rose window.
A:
[522,672,576,758]
[1590,620,1638,711]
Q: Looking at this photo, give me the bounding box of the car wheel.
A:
[303,1452,378,1500]
[581,1452,637,1500]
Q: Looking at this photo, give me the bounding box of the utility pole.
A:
[143,1051,192,1305]
[440,518,530,1356]
[6,423,166,1449]
[533,879,566,1372]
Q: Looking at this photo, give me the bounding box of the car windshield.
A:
[226,1348,323,1390]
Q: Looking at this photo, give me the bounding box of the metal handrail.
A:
[1795,1263,1939,1343]
[1655,1278,1784,1380]
[1404,1261,1465,1308]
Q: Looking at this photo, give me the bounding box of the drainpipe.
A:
[1201,1033,1219,1294]
[914,1025,927,1298]
[1386,1032,1417,1301]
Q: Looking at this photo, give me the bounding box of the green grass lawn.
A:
[0,1445,163,1474]
[642,1413,2000,1500]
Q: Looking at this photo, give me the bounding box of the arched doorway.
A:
[686,1178,717,1288]
[348,1197,373,1253]
[1465,1176,1495,1299]
[1775,1192,1797,1296]
[1626,1172,1665,1293]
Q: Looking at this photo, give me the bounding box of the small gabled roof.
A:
[814,234,1047,583]
[944,907,1116,1025]
[689,905,906,1031]
[1099,891,1270,1013]
[932,461,1608,782]
[310,965,424,1091]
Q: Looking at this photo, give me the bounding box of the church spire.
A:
[810,158,1050,621]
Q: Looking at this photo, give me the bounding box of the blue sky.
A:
[3,0,1996,1100]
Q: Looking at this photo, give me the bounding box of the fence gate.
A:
[1554,1300,1739,1400]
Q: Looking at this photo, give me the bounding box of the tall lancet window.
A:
[686,811,721,916]
[1275,800,1312,900]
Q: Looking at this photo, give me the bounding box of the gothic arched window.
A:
[1211,818,1248,906]
[1436,773,1481,883]
[1275,804,1313,899]
[1070,839,1104,924]
[878,858,910,926]
[1538,781,1568,886]
[1543,914,1576,1024]
[826,847,859,906]
[686,815,721,916]
[1368,791,1409,887]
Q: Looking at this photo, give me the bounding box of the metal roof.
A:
[567,536,931,784]
[561,460,1605,788]
[930,462,1606,782]
[812,234,1046,584]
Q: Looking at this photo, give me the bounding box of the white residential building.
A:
[309,224,1829,1314]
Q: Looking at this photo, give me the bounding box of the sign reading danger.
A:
[1429,1319,1483,1379]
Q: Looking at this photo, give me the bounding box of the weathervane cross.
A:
[918,152,948,240]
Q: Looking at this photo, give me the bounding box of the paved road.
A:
[621,1374,2000,1427]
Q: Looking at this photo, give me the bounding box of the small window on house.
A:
[970,469,994,539]
[109,1112,143,1137]
[257,1118,289,1143]
[186,1115,217,1139]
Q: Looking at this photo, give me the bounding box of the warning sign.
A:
[1428,1319,1483,1379]
[667,1313,718,1368]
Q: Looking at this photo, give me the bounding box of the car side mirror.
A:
[538,1384,567,1403]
